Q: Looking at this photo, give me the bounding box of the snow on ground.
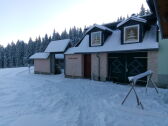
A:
[0,67,168,126]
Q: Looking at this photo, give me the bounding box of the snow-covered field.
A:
[0,67,168,126]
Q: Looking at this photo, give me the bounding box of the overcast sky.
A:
[0,0,149,46]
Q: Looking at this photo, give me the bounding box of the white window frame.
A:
[91,31,102,46]
[124,24,140,43]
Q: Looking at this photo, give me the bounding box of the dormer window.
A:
[124,24,139,43]
[91,31,102,46]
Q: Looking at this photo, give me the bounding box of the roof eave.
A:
[65,47,159,55]
[152,0,168,39]
[117,18,147,28]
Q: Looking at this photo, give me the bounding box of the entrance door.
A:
[84,54,91,78]
[108,53,125,83]
[127,53,147,84]
[108,52,147,84]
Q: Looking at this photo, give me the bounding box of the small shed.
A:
[29,52,50,74]
[44,39,70,74]
[30,39,70,74]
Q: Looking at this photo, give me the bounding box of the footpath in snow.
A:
[0,67,167,126]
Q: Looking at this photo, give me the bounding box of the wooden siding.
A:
[34,59,50,74]
[65,54,83,77]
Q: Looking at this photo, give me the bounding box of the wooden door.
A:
[108,53,126,83]
[127,52,147,84]
[84,54,91,78]
[108,52,147,84]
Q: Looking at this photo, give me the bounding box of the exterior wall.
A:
[34,59,50,74]
[91,53,107,81]
[147,51,158,83]
[158,33,168,88]
[65,54,83,78]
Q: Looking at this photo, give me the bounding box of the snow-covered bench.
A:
[121,70,159,109]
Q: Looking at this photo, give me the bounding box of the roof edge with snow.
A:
[29,52,50,59]
[44,39,70,53]
[85,24,113,34]
[117,16,147,28]
[65,25,158,54]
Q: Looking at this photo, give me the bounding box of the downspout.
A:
[96,53,100,81]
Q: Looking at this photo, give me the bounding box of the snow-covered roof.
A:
[85,24,113,34]
[45,39,70,53]
[29,52,49,59]
[65,25,158,54]
[55,54,64,59]
[117,16,147,28]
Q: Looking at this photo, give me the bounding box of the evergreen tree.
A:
[35,37,41,53]
[16,40,25,66]
[6,44,12,67]
[55,32,61,40]
[25,38,35,62]
[117,16,125,22]
[9,42,16,67]
[0,26,84,68]
[41,34,49,51]
[61,29,69,39]
[139,4,146,16]
[52,29,57,41]
[145,9,151,15]
[0,45,4,68]
[3,47,9,68]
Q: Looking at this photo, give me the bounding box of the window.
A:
[91,31,102,46]
[124,24,139,43]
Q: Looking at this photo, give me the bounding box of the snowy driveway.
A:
[0,67,168,126]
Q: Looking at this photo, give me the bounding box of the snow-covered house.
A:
[29,52,51,74]
[65,15,159,84]
[30,39,70,74]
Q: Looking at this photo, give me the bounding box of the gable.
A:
[117,19,148,44]
[118,20,145,28]
[117,17,147,28]
[85,24,112,34]
[88,28,112,47]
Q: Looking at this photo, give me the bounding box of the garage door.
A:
[108,52,147,84]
